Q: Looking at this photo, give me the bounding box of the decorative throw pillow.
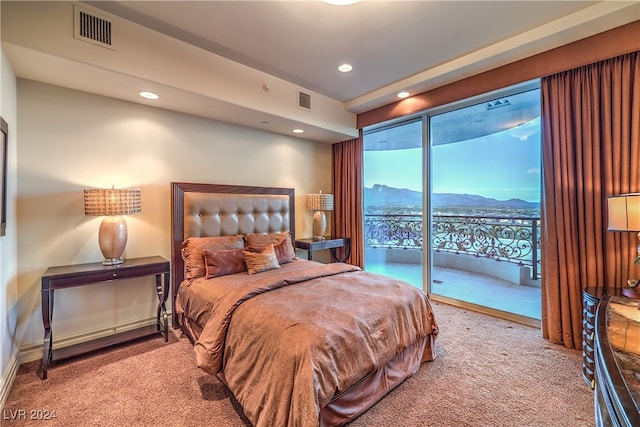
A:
[244,231,295,264]
[182,235,245,280]
[203,248,247,279]
[246,239,294,265]
[243,244,281,275]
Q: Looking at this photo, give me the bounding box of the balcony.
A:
[364,214,541,321]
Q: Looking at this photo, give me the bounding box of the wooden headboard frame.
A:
[170,182,295,328]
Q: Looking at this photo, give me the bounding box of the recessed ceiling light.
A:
[139,91,159,100]
[323,0,361,5]
[292,129,304,134]
[338,64,353,73]
[397,91,410,99]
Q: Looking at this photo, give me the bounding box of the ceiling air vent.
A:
[485,99,511,110]
[73,5,115,50]
[298,91,311,111]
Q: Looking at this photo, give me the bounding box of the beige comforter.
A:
[177,259,438,427]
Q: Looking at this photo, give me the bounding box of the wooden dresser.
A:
[593,295,640,426]
[583,287,621,388]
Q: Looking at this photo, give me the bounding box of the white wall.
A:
[16,79,333,362]
[0,48,19,407]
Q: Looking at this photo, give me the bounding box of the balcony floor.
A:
[365,262,541,320]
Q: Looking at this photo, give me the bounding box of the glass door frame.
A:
[421,80,541,326]
[362,116,425,290]
[363,80,540,326]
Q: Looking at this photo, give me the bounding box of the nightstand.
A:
[40,256,170,379]
[294,237,351,263]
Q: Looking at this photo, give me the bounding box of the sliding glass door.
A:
[363,82,542,323]
[363,118,424,289]
[429,86,541,320]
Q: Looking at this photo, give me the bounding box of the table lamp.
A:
[84,187,141,265]
[607,193,640,297]
[306,191,334,241]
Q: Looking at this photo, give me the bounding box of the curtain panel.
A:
[332,134,364,268]
[541,51,640,349]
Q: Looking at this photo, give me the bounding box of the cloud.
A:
[528,168,540,174]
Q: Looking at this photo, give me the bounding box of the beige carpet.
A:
[3,302,594,426]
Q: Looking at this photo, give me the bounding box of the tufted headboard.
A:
[170,182,295,328]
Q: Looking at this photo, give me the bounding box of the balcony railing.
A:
[364,214,541,279]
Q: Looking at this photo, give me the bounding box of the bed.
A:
[170,182,438,427]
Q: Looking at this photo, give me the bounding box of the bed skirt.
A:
[319,335,434,426]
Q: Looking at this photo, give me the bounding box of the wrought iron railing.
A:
[364,214,541,279]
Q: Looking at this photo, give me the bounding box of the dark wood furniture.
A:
[294,236,351,263]
[40,255,170,380]
[582,287,622,388]
[594,295,640,427]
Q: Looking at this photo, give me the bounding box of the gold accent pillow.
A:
[243,244,281,275]
[245,231,296,264]
[246,239,294,265]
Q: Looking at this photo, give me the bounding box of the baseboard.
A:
[0,349,20,411]
[19,312,172,364]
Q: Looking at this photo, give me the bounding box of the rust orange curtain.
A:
[332,134,364,268]
[541,51,640,349]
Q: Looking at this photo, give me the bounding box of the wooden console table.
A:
[294,237,351,263]
[40,256,170,380]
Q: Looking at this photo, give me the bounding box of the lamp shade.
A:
[607,193,640,231]
[608,193,640,298]
[306,192,334,211]
[84,188,142,216]
[84,187,141,265]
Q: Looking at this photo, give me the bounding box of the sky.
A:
[364,117,541,203]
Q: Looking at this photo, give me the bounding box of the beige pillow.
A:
[182,235,245,280]
[243,244,281,275]
[246,239,294,265]
[245,231,295,263]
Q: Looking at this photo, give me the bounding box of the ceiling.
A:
[2,1,639,143]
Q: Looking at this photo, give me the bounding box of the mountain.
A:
[365,184,422,205]
[432,193,539,209]
[364,184,539,209]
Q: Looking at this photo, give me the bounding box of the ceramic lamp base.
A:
[312,210,327,241]
[622,287,640,300]
[98,215,128,265]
